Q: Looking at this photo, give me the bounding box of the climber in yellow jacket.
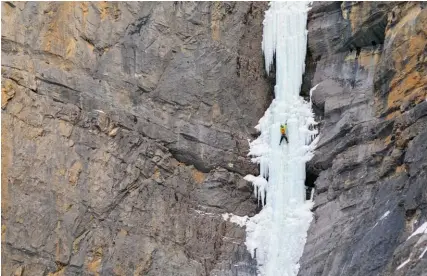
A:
[279,124,288,145]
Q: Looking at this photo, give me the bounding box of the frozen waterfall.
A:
[243,2,319,276]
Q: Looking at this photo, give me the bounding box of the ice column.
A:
[244,2,319,276]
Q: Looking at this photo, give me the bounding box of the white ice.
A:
[244,2,318,276]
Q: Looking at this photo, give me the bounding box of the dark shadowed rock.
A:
[300,2,427,276]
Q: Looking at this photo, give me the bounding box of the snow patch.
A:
[222,213,229,221]
[419,246,427,259]
[230,215,249,227]
[407,222,427,241]
[370,211,391,231]
[396,257,411,270]
[222,213,249,227]
[379,211,390,220]
[309,84,319,107]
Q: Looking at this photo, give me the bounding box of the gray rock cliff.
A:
[1,2,269,275]
[299,2,427,276]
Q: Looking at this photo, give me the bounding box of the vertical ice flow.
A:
[244,2,318,276]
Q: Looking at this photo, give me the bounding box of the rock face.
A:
[299,2,427,276]
[1,2,270,275]
[3,1,427,276]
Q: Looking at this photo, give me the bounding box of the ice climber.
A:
[279,124,288,145]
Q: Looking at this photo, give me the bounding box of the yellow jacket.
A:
[280,125,286,135]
